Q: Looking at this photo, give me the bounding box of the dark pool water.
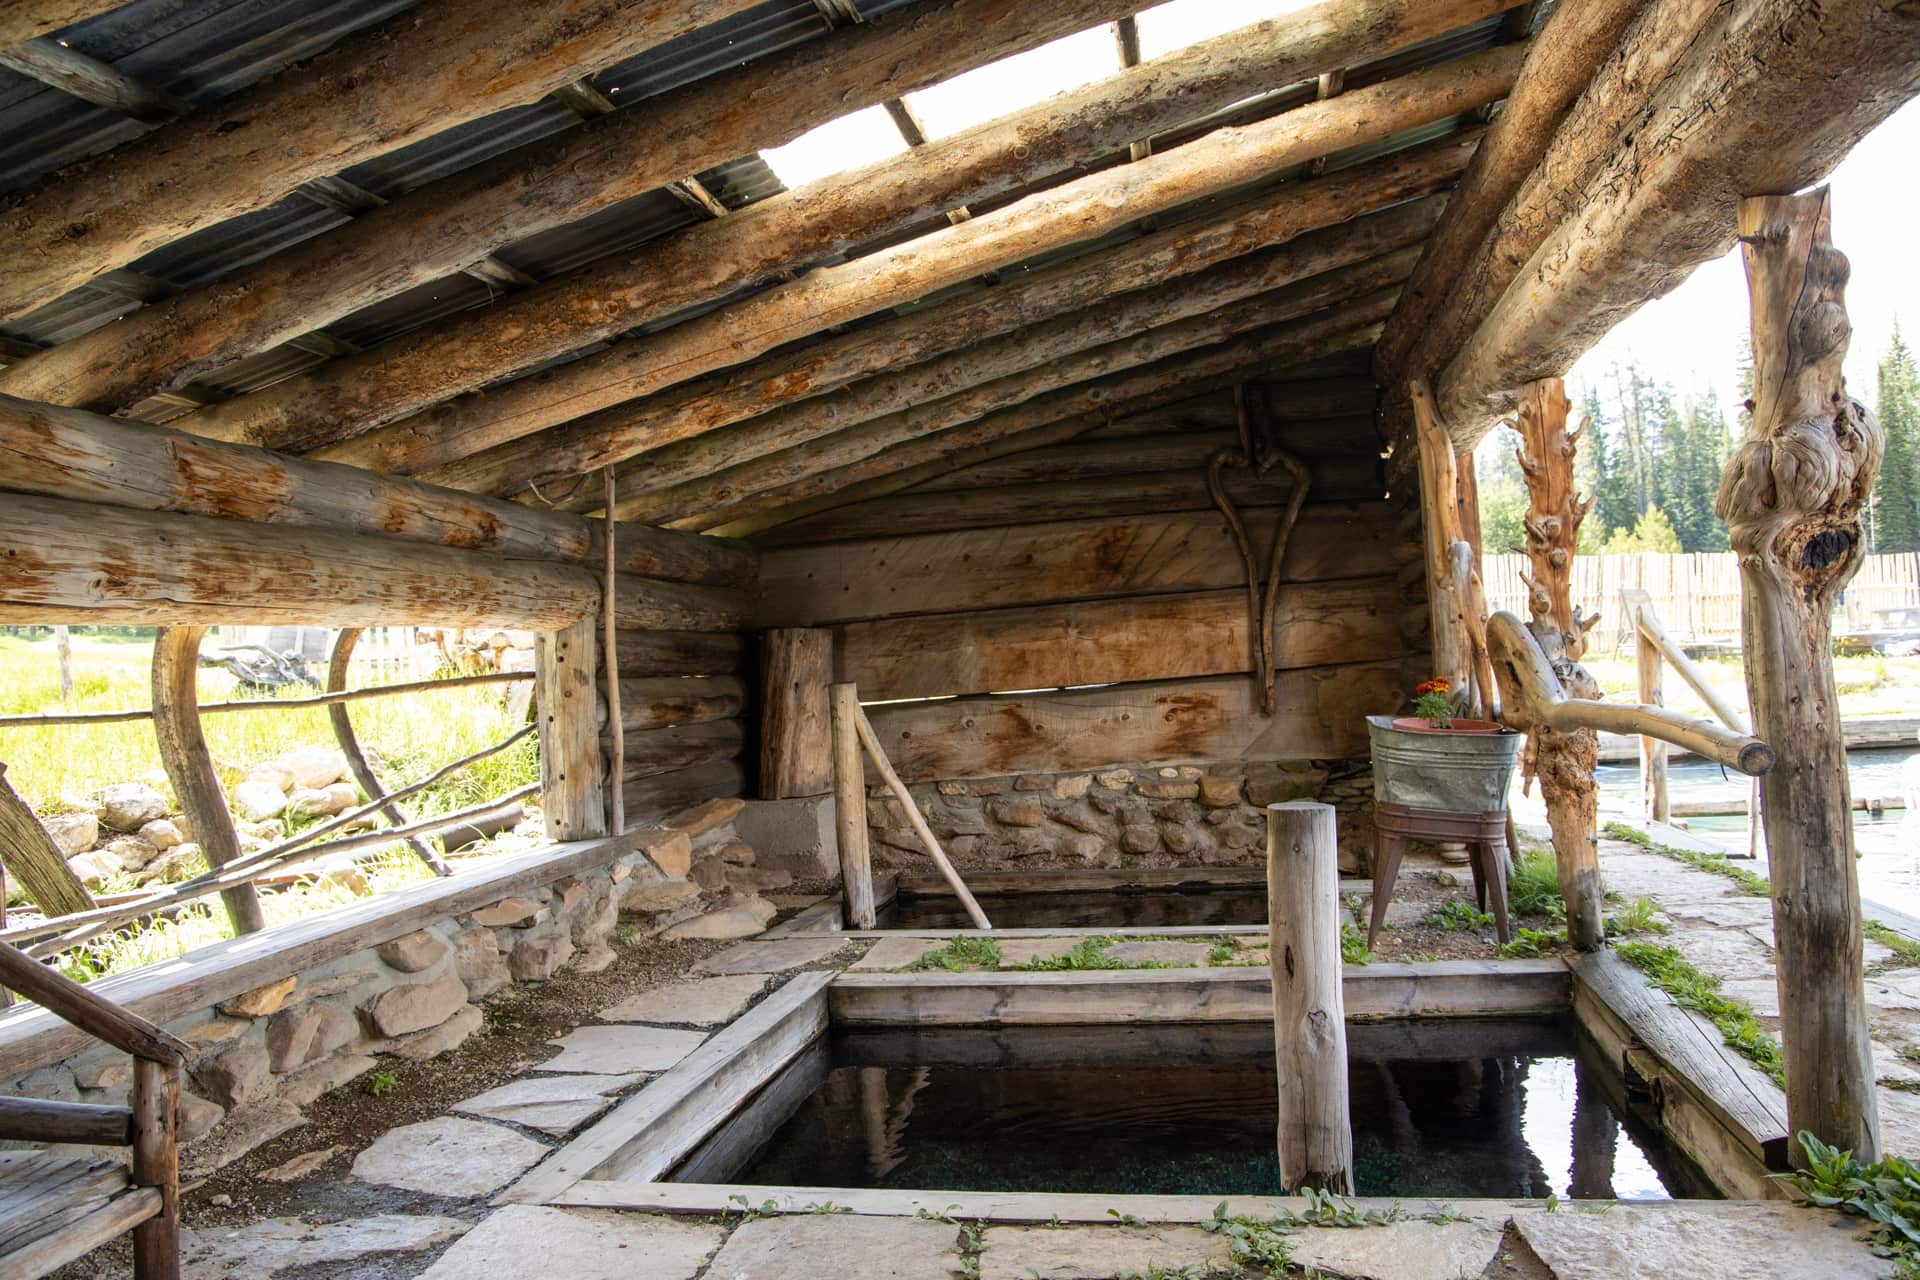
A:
[879,887,1270,930]
[680,1019,1716,1201]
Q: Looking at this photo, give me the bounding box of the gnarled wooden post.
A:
[1268,800,1352,1194]
[1512,377,1606,948]
[150,627,266,935]
[1717,188,1882,1164]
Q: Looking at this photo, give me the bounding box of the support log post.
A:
[828,683,876,930]
[1717,188,1881,1163]
[0,762,95,918]
[325,629,449,876]
[1512,377,1605,949]
[150,628,265,935]
[1634,604,1670,824]
[1408,379,1490,714]
[760,629,834,800]
[1267,800,1352,1194]
[129,1055,179,1280]
[535,614,607,841]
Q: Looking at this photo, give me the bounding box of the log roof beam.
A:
[0,0,772,324]
[0,0,1157,414]
[1431,0,1920,444]
[0,3,122,48]
[305,41,1520,478]
[0,36,189,123]
[422,134,1473,499]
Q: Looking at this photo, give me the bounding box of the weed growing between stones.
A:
[1427,900,1494,932]
[1497,927,1563,959]
[1779,1131,1920,1278]
[1605,896,1668,937]
[1615,940,1786,1086]
[1339,921,1371,965]
[1019,937,1128,971]
[910,936,1004,971]
[1604,822,1772,895]
[363,1069,399,1097]
[1506,848,1566,921]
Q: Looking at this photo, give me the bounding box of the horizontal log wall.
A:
[754,374,1429,785]
[605,622,756,820]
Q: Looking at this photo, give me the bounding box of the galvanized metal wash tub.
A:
[1367,714,1523,814]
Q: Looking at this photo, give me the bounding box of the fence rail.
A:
[1483,551,1920,649]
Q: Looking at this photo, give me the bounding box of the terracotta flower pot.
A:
[1388,717,1506,735]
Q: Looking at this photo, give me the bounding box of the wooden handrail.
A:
[1629,596,1750,732]
[0,1096,134,1145]
[0,942,188,1065]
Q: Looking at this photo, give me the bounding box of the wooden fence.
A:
[1482,551,1920,650]
[211,625,433,680]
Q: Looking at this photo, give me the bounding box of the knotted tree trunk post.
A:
[1717,188,1883,1164]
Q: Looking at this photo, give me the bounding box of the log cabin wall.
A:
[753,365,1429,874]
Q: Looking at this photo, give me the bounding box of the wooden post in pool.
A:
[829,682,877,929]
[1267,799,1352,1194]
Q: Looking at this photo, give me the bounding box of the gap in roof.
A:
[1135,0,1326,60]
[759,104,909,190]
[901,25,1115,140]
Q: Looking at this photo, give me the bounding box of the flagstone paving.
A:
[451,1072,644,1135]
[349,1115,549,1197]
[415,1206,723,1279]
[595,973,768,1024]
[541,1023,707,1074]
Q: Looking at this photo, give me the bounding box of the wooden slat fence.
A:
[1483,552,1920,650]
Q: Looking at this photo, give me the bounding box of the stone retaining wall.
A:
[865,758,1377,875]
[0,797,787,1175]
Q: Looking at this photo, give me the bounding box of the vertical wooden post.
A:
[1409,381,1474,706]
[130,1056,179,1280]
[851,702,991,931]
[1512,378,1605,951]
[760,629,834,799]
[1267,800,1352,1194]
[600,488,626,836]
[1718,188,1881,1163]
[1634,606,1669,824]
[536,613,608,841]
[0,761,95,917]
[53,625,74,706]
[828,682,876,929]
[150,628,265,935]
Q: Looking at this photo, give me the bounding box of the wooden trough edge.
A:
[827,959,1571,1026]
[1568,949,1791,1198]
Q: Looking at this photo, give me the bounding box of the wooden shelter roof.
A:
[0,0,1913,539]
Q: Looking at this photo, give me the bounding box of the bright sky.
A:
[1567,98,1920,419]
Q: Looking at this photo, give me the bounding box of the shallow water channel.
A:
[681,1019,1715,1201]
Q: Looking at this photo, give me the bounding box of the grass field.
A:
[1581,649,1920,720]
[0,630,540,981]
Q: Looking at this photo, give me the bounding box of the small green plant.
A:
[364,1069,400,1097]
[1507,847,1566,921]
[1604,896,1669,937]
[1207,940,1236,966]
[1498,926,1563,959]
[1339,921,1372,965]
[910,936,1004,972]
[724,1194,781,1222]
[614,922,640,946]
[1867,920,1920,965]
[1426,899,1494,932]
[1604,822,1772,895]
[1616,941,1785,1087]
[1201,1203,1295,1272]
[1019,937,1123,972]
[804,1201,853,1214]
[1778,1131,1920,1275]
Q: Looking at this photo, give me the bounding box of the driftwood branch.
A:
[326,629,450,877]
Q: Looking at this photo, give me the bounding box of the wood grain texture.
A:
[1267,801,1353,1192]
[759,630,832,799]
[608,675,747,734]
[757,503,1411,624]
[0,764,94,917]
[861,661,1411,783]
[536,616,608,842]
[833,578,1405,703]
[614,629,749,677]
[0,494,598,630]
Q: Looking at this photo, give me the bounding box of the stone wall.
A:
[0,797,786,1176]
[864,758,1377,876]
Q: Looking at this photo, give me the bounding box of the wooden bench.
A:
[0,942,187,1279]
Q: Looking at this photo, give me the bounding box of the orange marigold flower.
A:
[1415,677,1451,696]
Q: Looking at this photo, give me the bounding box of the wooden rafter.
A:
[0,37,187,122]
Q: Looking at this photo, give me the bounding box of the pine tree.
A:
[1876,323,1920,553]
[1574,382,1633,543]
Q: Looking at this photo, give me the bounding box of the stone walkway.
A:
[1589,829,1920,1153]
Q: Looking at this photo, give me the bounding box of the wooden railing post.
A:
[130,1056,179,1280]
[536,614,607,841]
[1719,189,1881,1164]
[1267,800,1352,1194]
[1634,602,1669,824]
[828,683,875,930]
[150,627,265,935]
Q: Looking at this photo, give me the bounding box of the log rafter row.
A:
[0,0,768,323]
[0,2,122,48]
[0,0,1165,414]
[427,135,1473,498]
[191,35,1525,459]
[1433,0,1920,442]
[609,247,1421,523]
[674,298,1394,533]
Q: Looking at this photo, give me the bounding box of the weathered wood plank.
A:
[614,629,749,677]
[758,630,832,800]
[610,577,749,634]
[0,38,187,123]
[756,502,1413,625]
[908,422,1377,493]
[613,718,747,783]
[834,577,1406,702]
[536,615,607,843]
[606,676,747,734]
[0,494,598,630]
[0,0,765,322]
[860,661,1412,783]
[621,760,748,820]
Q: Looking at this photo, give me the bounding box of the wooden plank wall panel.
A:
[835,577,1412,702]
[758,501,1412,627]
[861,661,1415,783]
